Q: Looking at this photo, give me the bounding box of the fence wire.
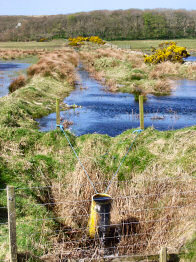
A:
[1,176,195,192]
[1,177,196,261]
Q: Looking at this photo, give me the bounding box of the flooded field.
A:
[37,66,196,136]
[0,61,30,97]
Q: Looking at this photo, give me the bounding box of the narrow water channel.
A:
[0,61,30,97]
[37,65,196,136]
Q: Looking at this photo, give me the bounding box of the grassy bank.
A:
[0,125,196,260]
[0,75,74,128]
[80,45,196,96]
[0,43,196,261]
[0,50,80,128]
[0,47,80,260]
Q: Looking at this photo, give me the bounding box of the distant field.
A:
[0,39,67,50]
[1,38,196,55]
[110,39,196,54]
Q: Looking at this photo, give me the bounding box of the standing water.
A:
[0,61,30,97]
[37,65,196,136]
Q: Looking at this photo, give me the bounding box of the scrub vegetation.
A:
[144,41,190,64]
[0,40,196,261]
[80,43,196,97]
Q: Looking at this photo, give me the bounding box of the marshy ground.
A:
[37,66,196,135]
[0,40,196,261]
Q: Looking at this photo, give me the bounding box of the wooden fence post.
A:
[139,95,144,129]
[160,247,167,262]
[7,186,17,262]
[56,98,60,128]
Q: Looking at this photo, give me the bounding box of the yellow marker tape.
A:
[88,193,112,238]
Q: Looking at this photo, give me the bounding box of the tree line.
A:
[0,9,196,41]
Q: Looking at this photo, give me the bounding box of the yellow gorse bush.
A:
[144,41,190,64]
[68,36,105,46]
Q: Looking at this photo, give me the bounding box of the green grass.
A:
[0,85,196,258]
[80,45,196,96]
[180,233,196,261]
[1,39,196,54]
[0,125,196,260]
[0,75,74,128]
[110,39,196,55]
[0,39,67,50]
[0,44,196,260]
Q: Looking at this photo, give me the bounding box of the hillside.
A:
[0,9,196,41]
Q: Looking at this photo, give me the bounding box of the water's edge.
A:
[37,66,196,136]
[0,60,30,97]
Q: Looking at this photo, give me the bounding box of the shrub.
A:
[9,75,26,93]
[68,36,105,46]
[144,42,190,64]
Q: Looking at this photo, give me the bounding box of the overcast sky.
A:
[0,0,196,15]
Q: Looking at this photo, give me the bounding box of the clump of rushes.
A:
[68,36,105,46]
[144,41,190,64]
[9,75,26,93]
[27,49,79,84]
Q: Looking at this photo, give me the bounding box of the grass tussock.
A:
[8,75,26,93]
[153,80,172,95]
[79,45,196,96]
[149,61,180,79]
[185,63,196,79]
[27,49,79,84]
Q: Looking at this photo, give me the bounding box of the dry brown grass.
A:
[80,47,195,97]
[62,120,73,129]
[0,49,46,60]
[45,167,196,259]
[27,49,79,84]
[149,62,180,80]
[39,129,196,260]
[80,48,153,95]
[8,75,26,93]
[186,63,196,79]
[153,80,172,95]
[80,48,144,66]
